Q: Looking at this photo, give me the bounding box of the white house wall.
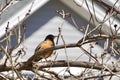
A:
[0,0,119,79]
[13,0,104,62]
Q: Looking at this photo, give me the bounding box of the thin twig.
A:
[41,69,62,80]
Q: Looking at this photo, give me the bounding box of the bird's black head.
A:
[45,34,55,41]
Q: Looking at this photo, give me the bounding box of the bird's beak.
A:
[54,35,58,38]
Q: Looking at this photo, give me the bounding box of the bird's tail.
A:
[33,56,42,62]
[27,55,42,63]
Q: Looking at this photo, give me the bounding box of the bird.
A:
[32,34,56,61]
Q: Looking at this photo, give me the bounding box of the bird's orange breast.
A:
[39,40,54,58]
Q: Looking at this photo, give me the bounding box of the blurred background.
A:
[0,0,120,79]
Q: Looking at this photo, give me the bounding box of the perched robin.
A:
[33,34,56,61]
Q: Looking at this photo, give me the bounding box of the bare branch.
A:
[27,34,120,63]
[0,60,119,73]
[93,0,120,14]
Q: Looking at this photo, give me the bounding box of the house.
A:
[0,0,120,79]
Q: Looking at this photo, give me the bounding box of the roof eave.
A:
[0,0,50,37]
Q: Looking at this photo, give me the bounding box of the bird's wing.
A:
[35,41,44,53]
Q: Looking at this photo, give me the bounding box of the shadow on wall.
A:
[0,0,90,59]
